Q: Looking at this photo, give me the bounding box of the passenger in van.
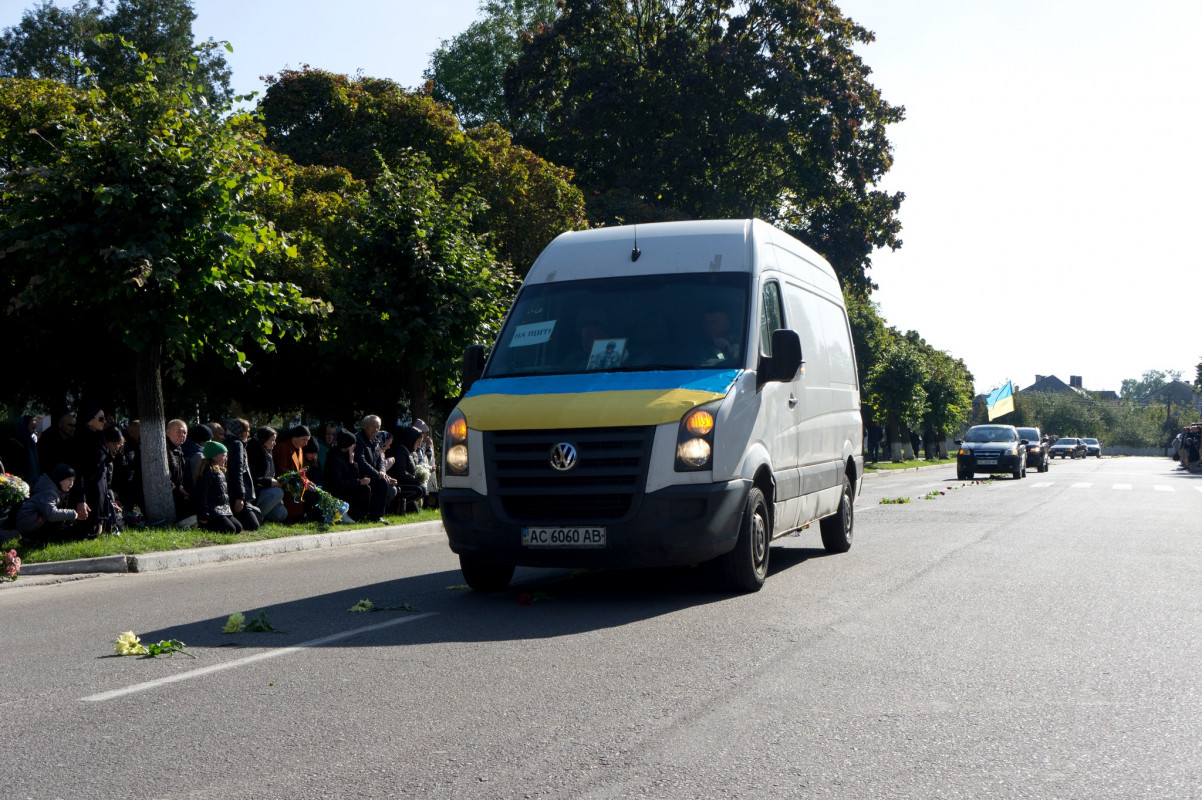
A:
[695,306,739,365]
[569,311,609,370]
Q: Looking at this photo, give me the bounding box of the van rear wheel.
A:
[720,487,769,592]
[459,555,515,592]
[820,474,854,553]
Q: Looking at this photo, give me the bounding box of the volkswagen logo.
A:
[549,442,578,472]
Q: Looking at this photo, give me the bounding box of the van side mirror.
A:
[462,345,486,393]
[764,329,802,383]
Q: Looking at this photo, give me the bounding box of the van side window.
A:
[760,282,783,357]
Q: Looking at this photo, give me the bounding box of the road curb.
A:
[17,519,445,576]
[20,555,131,575]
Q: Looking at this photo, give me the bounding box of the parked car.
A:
[1081,437,1102,457]
[1049,437,1086,459]
[955,424,1027,480]
[1016,426,1050,473]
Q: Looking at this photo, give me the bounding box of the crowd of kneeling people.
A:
[1,409,439,546]
[1171,422,1202,472]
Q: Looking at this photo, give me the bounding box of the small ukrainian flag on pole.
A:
[986,381,1015,421]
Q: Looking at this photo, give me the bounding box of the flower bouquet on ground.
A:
[2,548,20,581]
[277,470,349,525]
[0,473,30,514]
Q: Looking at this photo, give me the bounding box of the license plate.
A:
[977,459,997,465]
[522,527,607,548]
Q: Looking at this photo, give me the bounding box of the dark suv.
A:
[1016,426,1050,473]
[955,424,1027,480]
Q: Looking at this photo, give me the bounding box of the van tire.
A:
[720,487,770,592]
[820,474,854,553]
[459,555,515,592]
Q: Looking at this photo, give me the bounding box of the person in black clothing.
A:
[247,426,288,522]
[222,418,266,531]
[69,408,122,537]
[322,430,372,523]
[16,463,82,543]
[2,415,42,484]
[386,426,428,513]
[113,419,143,513]
[37,413,75,475]
[165,419,194,520]
[354,415,397,522]
[866,421,884,464]
[193,441,245,534]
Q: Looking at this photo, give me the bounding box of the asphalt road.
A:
[2,457,1199,799]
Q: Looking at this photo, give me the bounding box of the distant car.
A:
[955,424,1027,480]
[1081,437,1102,457]
[1049,437,1086,459]
[1016,426,1050,473]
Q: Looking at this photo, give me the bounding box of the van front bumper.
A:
[439,480,751,569]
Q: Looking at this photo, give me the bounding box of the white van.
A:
[440,219,863,592]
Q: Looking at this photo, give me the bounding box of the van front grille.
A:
[484,426,653,522]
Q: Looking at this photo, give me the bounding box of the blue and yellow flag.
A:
[986,381,1015,421]
[458,370,740,431]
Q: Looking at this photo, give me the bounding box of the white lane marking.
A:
[1113,484,1131,490]
[1031,482,1053,488]
[1196,486,1202,493]
[1070,482,1092,489]
[82,613,437,702]
[1153,485,1173,492]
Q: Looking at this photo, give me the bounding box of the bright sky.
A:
[6,0,1200,395]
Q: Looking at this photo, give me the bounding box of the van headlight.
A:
[675,401,721,471]
[444,408,470,476]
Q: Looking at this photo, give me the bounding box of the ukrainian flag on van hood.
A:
[457,370,741,431]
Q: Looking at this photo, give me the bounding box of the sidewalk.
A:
[6,519,445,587]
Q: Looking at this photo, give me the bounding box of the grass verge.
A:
[2,508,442,565]
[865,456,956,472]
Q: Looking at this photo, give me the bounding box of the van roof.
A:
[524,219,835,287]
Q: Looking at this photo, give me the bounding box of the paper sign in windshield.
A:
[509,321,556,347]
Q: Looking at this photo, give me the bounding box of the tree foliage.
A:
[0,51,318,520]
[504,0,904,295]
[258,67,586,276]
[1119,369,1182,404]
[0,0,232,105]
[865,340,928,435]
[424,0,559,128]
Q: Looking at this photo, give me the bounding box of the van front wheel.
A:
[820,474,854,553]
[720,487,770,592]
[459,555,515,592]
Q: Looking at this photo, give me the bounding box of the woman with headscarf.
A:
[1,415,41,484]
[385,426,428,513]
[322,430,371,523]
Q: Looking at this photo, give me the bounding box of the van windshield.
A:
[485,272,751,378]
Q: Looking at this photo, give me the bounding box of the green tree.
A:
[0,0,232,105]
[0,58,318,522]
[504,0,904,295]
[1120,368,1182,405]
[864,339,928,459]
[258,67,587,277]
[425,0,559,128]
[333,152,516,421]
[920,348,974,443]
